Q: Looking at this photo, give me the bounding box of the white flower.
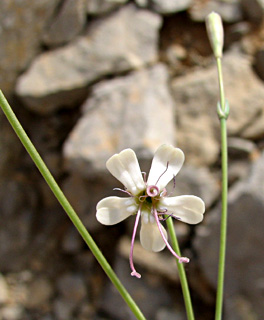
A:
[96,144,205,278]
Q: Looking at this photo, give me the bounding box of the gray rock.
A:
[241,0,264,24]
[150,0,192,14]
[0,178,37,272]
[0,273,9,304]
[190,0,243,23]
[43,0,87,46]
[56,273,87,303]
[87,0,129,15]
[156,308,185,320]
[25,277,53,309]
[173,165,219,209]
[63,64,175,176]
[99,256,172,320]
[15,4,161,114]
[195,152,264,318]
[253,49,264,81]
[0,0,60,94]
[1,305,24,320]
[134,0,148,7]
[171,52,264,166]
[53,299,76,320]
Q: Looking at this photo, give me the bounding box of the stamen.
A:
[155,161,169,186]
[113,188,133,197]
[153,207,189,263]
[146,185,159,197]
[157,211,181,221]
[166,176,176,197]
[139,195,148,202]
[129,204,142,279]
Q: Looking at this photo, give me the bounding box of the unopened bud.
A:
[206,12,224,58]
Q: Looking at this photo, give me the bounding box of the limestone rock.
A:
[87,0,129,15]
[190,0,243,23]
[0,0,59,94]
[15,5,161,114]
[63,64,175,176]
[171,52,264,166]
[150,0,192,14]
[195,151,264,318]
[99,256,172,320]
[43,0,87,46]
[241,0,264,24]
[174,165,219,208]
[0,274,9,304]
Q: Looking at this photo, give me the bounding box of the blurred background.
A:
[0,0,264,319]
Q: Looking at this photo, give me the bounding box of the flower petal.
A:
[106,149,145,195]
[158,195,205,224]
[140,211,167,252]
[147,144,184,191]
[96,196,137,225]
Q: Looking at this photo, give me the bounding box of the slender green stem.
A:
[166,217,195,320]
[215,58,229,320]
[0,90,146,320]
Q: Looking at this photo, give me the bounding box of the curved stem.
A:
[166,216,195,320]
[0,90,146,320]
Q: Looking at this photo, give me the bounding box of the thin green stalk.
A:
[0,90,146,320]
[215,58,229,320]
[166,217,195,320]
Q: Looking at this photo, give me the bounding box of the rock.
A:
[43,0,87,46]
[99,256,172,320]
[118,237,179,281]
[56,273,87,303]
[87,0,129,15]
[53,298,76,320]
[15,4,161,114]
[253,49,264,81]
[25,277,53,309]
[241,0,264,24]
[225,296,259,320]
[1,305,24,320]
[173,165,219,209]
[0,0,60,94]
[150,0,192,15]
[0,273,9,304]
[190,0,243,23]
[61,226,83,254]
[171,52,264,166]
[195,151,264,318]
[0,178,37,272]
[156,308,185,320]
[134,0,148,7]
[63,64,175,176]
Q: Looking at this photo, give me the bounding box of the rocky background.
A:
[0,0,264,319]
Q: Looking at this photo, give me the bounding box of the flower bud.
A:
[206,12,224,58]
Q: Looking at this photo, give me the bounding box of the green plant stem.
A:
[215,58,229,320]
[0,90,146,320]
[166,217,195,320]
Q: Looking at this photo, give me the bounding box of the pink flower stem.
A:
[153,207,189,264]
[129,204,142,278]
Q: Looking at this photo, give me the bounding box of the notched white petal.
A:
[106,149,145,195]
[140,212,167,252]
[96,196,136,225]
[147,144,185,191]
[159,195,205,224]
